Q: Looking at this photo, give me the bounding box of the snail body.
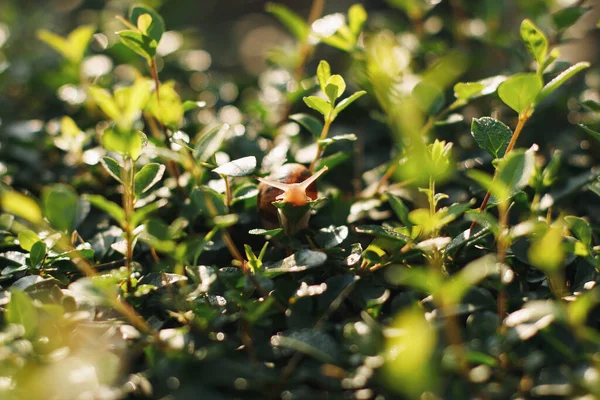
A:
[257,164,327,230]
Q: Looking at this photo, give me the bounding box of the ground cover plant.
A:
[1,0,600,398]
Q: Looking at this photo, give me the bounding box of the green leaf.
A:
[453,82,485,100]
[528,226,565,271]
[146,81,183,128]
[303,95,332,117]
[578,124,600,142]
[290,113,324,137]
[520,19,548,65]
[6,290,38,338]
[118,30,157,62]
[467,170,510,208]
[0,192,43,224]
[131,198,167,227]
[263,249,327,276]
[194,124,229,162]
[42,184,79,232]
[471,117,513,158]
[496,149,536,198]
[100,156,123,183]
[134,163,166,197]
[249,228,283,236]
[386,192,412,228]
[212,156,256,177]
[453,75,507,101]
[498,73,543,114]
[18,230,39,252]
[318,133,357,147]
[552,6,588,32]
[355,225,412,243]
[88,86,121,121]
[581,100,600,113]
[130,4,165,42]
[315,225,349,249]
[102,129,146,160]
[565,216,592,247]
[333,90,366,117]
[412,81,444,115]
[534,62,590,106]
[29,241,47,267]
[266,3,309,41]
[348,4,367,37]
[85,194,126,224]
[325,74,346,102]
[37,25,95,63]
[317,60,331,93]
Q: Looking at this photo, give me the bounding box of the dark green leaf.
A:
[118,30,157,61]
[290,113,324,137]
[100,156,123,183]
[471,117,513,158]
[42,184,79,232]
[552,6,588,32]
[29,241,47,267]
[130,4,165,42]
[134,163,166,197]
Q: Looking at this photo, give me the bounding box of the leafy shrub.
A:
[0,1,599,398]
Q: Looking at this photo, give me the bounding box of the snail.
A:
[257,164,328,232]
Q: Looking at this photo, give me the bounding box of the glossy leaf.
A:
[212,156,256,177]
[534,62,590,106]
[130,5,165,42]
[471,117,512,158]
[100,156,123,183]
[134,163,166,197]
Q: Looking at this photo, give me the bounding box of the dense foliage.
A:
[1,0,600,398]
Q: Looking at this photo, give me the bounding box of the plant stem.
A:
[309,117,332,171]
[122,156,135,293]
[470,111,530,231]
[150,56,161,103]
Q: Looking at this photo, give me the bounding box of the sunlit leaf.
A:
[498,73,543,114]
[534,62,590,106]
[266,3,309,41]
[520,19,548,66]
[134,163,166,197]
[212,156,256,177]
[304,95,331,117]
[0,192,43,224]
